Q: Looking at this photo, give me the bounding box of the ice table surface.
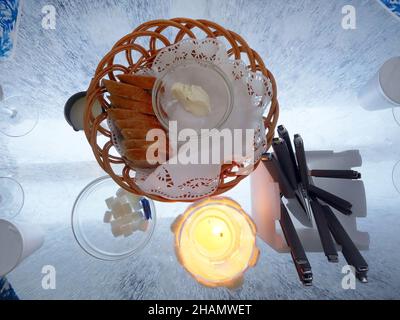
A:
[2,159,400,300]
[1,0,400,299]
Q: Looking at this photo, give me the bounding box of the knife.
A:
[272,137,298,190]
[310,197,339,262]
[322,204,368,283]
[277,125,299,180]
[262,153,313,227]
[308,184,352,216]
[309,169,361,180]
[279,201,313,286]
[293,134,313,222]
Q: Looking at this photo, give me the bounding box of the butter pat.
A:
[171,82,211,117]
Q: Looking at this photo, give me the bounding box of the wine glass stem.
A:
[1,106,17,119]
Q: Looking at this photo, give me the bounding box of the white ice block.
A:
[250,150,369,253]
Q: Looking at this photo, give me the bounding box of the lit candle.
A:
[172,197,259,288]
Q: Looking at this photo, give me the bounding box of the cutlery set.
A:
[262,125,368,285]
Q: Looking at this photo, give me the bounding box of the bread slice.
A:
[103,79,152,104]
[122,138,170,151]
[126,159,158,169]
[122,139,153,150]
[115,118,162,130]
[108,95,154,115]
[107,108,157,121]
[117,74,156,90]
[121,128,153,140]
[125,147,168,163]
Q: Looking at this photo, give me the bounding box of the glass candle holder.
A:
[172,197,259,288]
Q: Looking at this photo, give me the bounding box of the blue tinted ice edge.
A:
[0,277,19,300]
[0,0,21,59]
[378,0,400,19]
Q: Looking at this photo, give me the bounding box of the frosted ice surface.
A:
[1,0,400,299]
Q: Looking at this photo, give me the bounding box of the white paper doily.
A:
[113,38,273,200]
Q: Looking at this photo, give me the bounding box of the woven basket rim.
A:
[84,18,279,202]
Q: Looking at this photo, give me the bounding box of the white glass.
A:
[0,96,39,137]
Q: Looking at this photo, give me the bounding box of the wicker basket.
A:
[84,18,279,202]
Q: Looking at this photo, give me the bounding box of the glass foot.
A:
[0,96,39,137]
[393,107,400,128]
[0,177,24,220]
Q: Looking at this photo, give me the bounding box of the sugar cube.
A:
[105,196,115,209]
[111,224,124,237]
[126,194,142,210]
[121,223,134,237]
[103,211,112,223]
[139,220,149,232]
[120,202,132,216]
[111,200,125,219]
[131,211,142,222]
[116,188,128,197]
[118,195,130,204]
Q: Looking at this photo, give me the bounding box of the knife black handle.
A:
[279,202,313,286]
[262,153,296,199]
[308,184,352,215]
[272,138,298,190]
[310,198,338,262]
[277,125,299,181]
[293,134,310,191]
[322,205,368,282]
[309,169,361,180]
